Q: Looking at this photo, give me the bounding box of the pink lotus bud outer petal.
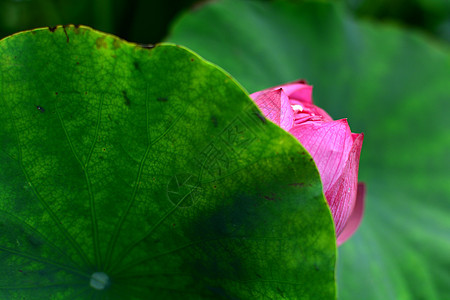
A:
[277,82,313,104]
[250,82,364,246]
[324,133,364,236]
[308,105,334,122]
[249,89,294,131]
[337,182,366,246]
[250,79,313,104]
[289,119,354,193]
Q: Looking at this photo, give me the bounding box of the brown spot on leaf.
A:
[62,25,69,43]
[112,39,121,49]
[48,26,57,32]
[95,36,108,49]
[73,25,81,34]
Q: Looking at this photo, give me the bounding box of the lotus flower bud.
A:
[250,80,365,245]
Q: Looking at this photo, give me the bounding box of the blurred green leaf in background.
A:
[344,0,450,42]
[167,0,450,299]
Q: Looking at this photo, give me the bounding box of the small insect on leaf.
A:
[36,105,45,113]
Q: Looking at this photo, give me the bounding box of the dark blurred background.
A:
[1,0,449,43]
[0,0,199,43]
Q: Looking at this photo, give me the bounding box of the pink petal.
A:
[289,119,354,193]
[250,89,294,131]
[308,104,334,122]
[278,81,313,104]
[291,101,334,124]
[337,182,365,246]
[252,80,313,104]
[324,133,364,236]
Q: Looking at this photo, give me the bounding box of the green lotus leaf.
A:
[0,26,336,299]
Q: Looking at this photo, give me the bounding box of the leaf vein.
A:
[0,245,89,278]
[0,77,92,269]
[104,93,190,268]
[55,100,101,267]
